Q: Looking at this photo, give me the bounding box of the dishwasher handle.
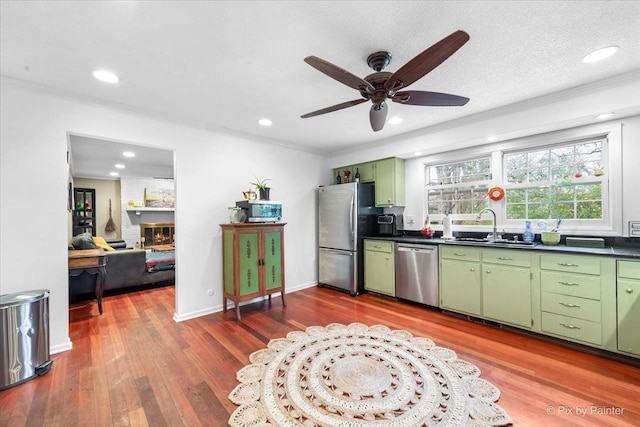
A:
[397,245,437,253]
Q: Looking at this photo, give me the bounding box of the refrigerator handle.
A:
[349,195,354,237]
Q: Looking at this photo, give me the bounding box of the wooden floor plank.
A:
[1,285,638,426]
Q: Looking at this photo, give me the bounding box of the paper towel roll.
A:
[443,216,452,238]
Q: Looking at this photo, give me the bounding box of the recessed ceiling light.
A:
[115,163,125,169]
[258,118,272,127]
[581,46,619,63]
[109,171,119,177]
[388,117,403,125]
[123,151,135,158]
[414,151,422,156]
[596,112,615,120]
[92,69,119,83]
[487,136,498,142]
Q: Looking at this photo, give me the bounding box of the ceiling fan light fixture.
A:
[258,118,272,127]
[92,69,119,83]
[581,46,619,63]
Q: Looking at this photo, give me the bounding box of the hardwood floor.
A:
[1,285,639,426]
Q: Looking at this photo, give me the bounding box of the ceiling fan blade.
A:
[392,91,469,106]
[384,30,470,91]
[305,56,375,92]
[301,99,367,118]
[369,102,388,132]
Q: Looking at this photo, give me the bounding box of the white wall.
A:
[1,80,325,353]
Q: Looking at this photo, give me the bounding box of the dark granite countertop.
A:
[365,234,640,259]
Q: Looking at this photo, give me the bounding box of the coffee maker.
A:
[377,214,403,236]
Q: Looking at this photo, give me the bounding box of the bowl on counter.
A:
[541,231,561,246]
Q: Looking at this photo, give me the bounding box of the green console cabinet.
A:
[221,223,286,319]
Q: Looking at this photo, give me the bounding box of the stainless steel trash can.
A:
[0,289,53,390]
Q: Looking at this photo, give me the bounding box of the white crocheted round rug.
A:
[229,323,512,426]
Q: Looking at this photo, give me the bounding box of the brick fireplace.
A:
[141,223,175,247]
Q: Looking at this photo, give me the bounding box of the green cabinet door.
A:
[364,249,395,296]
[440,259,482,315]
[373,157,405,207]
[617,279,640,356]
[482,264,532,328]
[238,232,260,296]
[354,162,375,182]
[263,230,283,291]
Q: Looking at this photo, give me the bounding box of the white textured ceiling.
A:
[2,1,640,168]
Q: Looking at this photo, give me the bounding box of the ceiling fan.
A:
[301,30,470,132]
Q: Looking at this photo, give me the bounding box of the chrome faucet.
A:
[476,208,498,242]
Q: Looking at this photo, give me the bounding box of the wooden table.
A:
[68,249,107,314]
[146,244,175,252]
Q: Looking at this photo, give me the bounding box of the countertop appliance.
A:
[395,243,439,306]
[378,214,403,236]
[236,200,282,222]
[318,182,382,295]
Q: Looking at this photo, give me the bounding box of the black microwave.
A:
[236,200,282,222]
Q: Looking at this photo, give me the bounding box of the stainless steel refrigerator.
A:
[318,182,382,295]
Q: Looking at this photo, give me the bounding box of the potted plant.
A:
[251,177,271,200]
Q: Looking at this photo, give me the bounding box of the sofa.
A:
[69,234,175,295]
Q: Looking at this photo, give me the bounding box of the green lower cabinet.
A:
[617,259,640,356]
[364,240,395,296]
[482,264,532,328]
[440,259,482,316]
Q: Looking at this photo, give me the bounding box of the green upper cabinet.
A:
[353,162,374,183]
[373,157,405,207]
[331,157,405,207]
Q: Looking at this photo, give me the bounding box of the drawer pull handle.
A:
[627,288,634,294]
[498,256,513,260]
[454,253,466,256]
[558,262,579,267]
[560,323,581,330]
[558,281,579,286]
[485,270,491,274]
[470,268,475,272]
[559,302,581,308]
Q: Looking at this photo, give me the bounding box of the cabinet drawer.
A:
[541,312,602,345]
[541,292,601,322]
[540,271,601,300]
[364,240,394,253]
[440,245,481,261]
[540,254,600,275]
[618,260,640,280]
[482,248,531,267]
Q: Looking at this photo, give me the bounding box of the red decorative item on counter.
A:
[421,227,434,238]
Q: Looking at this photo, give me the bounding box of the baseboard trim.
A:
[50,338,73,355]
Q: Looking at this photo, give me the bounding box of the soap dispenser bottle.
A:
[523,220,534,243]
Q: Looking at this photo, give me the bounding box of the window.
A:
[421,123,621,234]
[504,138,607,224]
[425,157,491,223]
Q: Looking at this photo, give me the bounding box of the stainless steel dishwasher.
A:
[395,243,439,307]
